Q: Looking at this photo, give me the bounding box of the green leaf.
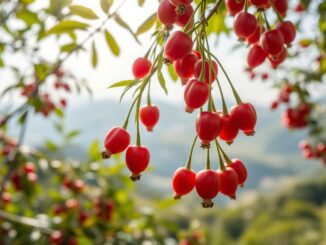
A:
[158,70,168,94]
[100,0,114,13]
[45,140,58,151]
[114,15,141,44]
[65,130,81,140]
[16,9,39,26]
[69,5,99,19]
[88,140,102,161]
[104,30,120,56]
[138,0,145,6]
[108,80,135,88]
[135,13,157,35]
[54,108,64,118]
[167,64,178,82]
[60,43,78,53]
[91,42,98,68]
[46,20,89,35]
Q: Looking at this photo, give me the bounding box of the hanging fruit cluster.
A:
[102,0,265,208]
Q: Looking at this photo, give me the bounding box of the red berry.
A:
[226,0,245,16]
[247,44,267,69]
[217,167,238,198]
[174,52,199,80]
[246,26,263,44]
[54,69,65,78]
[60,98,67,108]
[79,211,88,223]
[157,0,177,27]
[172,167,196,199]
[250,0,270,8]
[261,29,285,56]
[195,169,220,208]
[295,3,305,12]
[269,47,288,68]
[74,179,85,192]
[139,105,160,132]
[27,172,38,182]
[23,162,35,174]
[103,127,130,159]
[299,140,310,150]
[261,72,269,80]
[125,145,150,181]
[1,192,11,204]
[219,114,239,144]
[176,4,193,27]
[272,0,288,17]
[50,231,63,244]
[196,112,222,148]
[165,31,193,61]
[21,83,37,97]
[234,12,258,39]
[229,159,248,187]
[169,0,193,6]
[184,79,209,113]
[68,238,78,245]
[270,101,279,110]
[65,198,78,209]
[104,200,114,221]
[193,59,218,84]
[230,103,257,135]
[132,58,152,79]
[317,143,326,155]
[277,21,296,45]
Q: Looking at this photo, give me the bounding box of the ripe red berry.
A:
[157,0,177,27]
[226,0,245,16]
[217,167,238,198]
[295,3,305,12]
[277,21,296,45]
[184,79,209,113]
[195,169,220,208]
[250,0,270,9]
[247,44,267,69]
[103,127,130,159]
[196,112,222,148]
[270,101,279,110]
[261,29,285,56]
[23,162,35,174]
[50,231,63,244]
[139,105,160,132]
[125,146,150,181]
[229,159,247,187]
[176,4,193,27]
[193,59,218,84]
[132,58,152,79]
[246,26,263,44]
[234,12,258,39]
[172,167,196,199]
[269,47,288,68]
[169,0,193,6]
[54,69,65,78]
[174,51,199,80]
[230,103,257,136]
[60,98,67,108]
[219,114,239,144]
[164,31,193,61]
[272,0,288,17]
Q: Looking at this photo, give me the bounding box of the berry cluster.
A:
[103,0,259,207]
[299,141,326,165]
[226,0,296,70]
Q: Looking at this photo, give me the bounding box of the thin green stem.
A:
[147,81,152,106]
[122,97,138,129]
[262,10,271,30]
[215,139,226,171]
[216,140,232,164]
[216,77,229,115]
[186,135,198,170]
[206,147,211,170]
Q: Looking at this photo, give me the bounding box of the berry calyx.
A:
[217,167,238,199]
[175,4,193,27]
[125,145,150,181]
[139,105,160,132]
[196,112,222,148]
[103,127,130,159]
[132,58,152,79]
[164,31,193,61]
[230,103,257,136]
[195,169,220,208]
[172,167,196,199]
[193,59,218,84]
[229,159,248,187]
[234,12,258,39]
[184,79,209,113]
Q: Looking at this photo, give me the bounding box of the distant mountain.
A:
[9,99,324,195]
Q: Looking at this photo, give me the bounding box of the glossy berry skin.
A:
[184,79,209,113]
[195,170,220,208]
[169,0,193,6]
[132,58,152,79]
[250,0,270,9]
[247,44,267,69]
[103,127,130,158]
[226,0,245,16]
[261,29,285,56]
[172,167,196,199]
[196,112,222,148]
[217,167,238,198]
[176,4,193,27]
[269,47,288,68]
[277,21,296,45]
[174,52,199,80]
[193,59,218,84]
[139,105,160,132]
[125,146,150,181]
[219,114,239,144]
[272,0,288,17]
[234,12,258,39]
[246,26,263,44]
[164,31,193,61]
[229,159,247,187]
[157,0,177,27]
[230,103,257,136]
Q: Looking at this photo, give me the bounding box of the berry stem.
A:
[122,97,138,129]
[215,139,226,171]
[135,94,142,147]
[147,81,152,106]
[244,0,249,12]
[216,140,232,164]
[205,147,211,170]
[186,135,198,170]
[262,10,271,31]
[204,33,214,112]
[216,77,229,115]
